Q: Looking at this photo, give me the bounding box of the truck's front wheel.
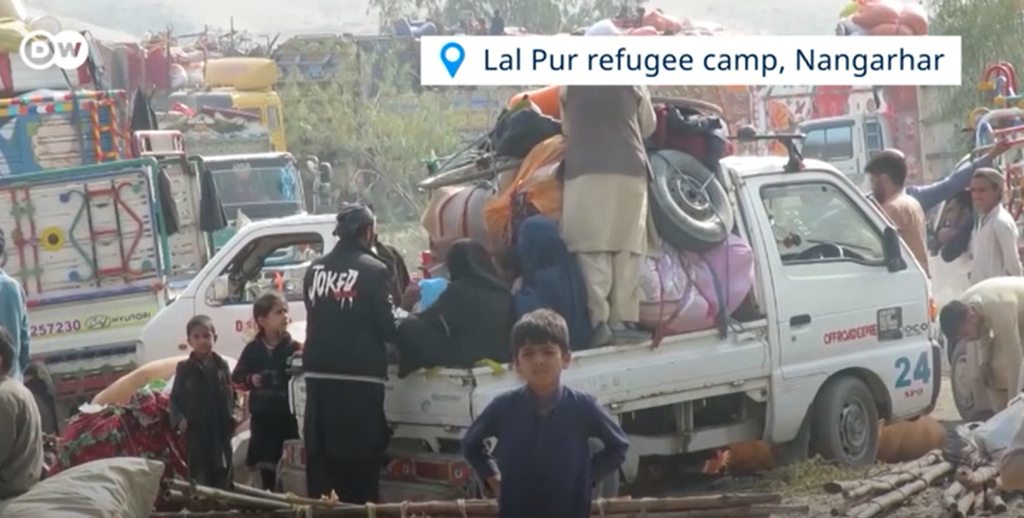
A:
[809,376,879,468]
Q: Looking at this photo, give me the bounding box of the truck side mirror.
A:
[882,226,907,273]
[205,275,231,306]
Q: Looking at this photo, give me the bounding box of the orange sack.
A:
[421,182,497,253]
[850,0,900,28]
[869,22,915,35]
[643,9,682,32]
[898,2,929,35]
[507,85,560,119]
[484,134,566,248]
[628,26,659,35]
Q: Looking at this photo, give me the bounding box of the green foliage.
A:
[931,0,1024,123]
[279,45,469,223]
[367,0,643,33]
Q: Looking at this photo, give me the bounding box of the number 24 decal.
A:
[895,351,931,388]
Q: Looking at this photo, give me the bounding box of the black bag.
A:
[491,108,561,158]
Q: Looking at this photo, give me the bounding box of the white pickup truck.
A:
[139,153,941,497]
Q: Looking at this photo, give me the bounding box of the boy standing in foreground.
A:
[461,309,629,518]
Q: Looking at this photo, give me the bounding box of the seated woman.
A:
[513,215,593,349]
[395,239,512,377]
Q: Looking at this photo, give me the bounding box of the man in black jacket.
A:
[302,203,397,503]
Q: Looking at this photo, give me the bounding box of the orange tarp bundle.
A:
[484,134,566,248]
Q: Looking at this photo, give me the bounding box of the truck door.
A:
[800,119,863,189]
[746,172,934,418]
[194,227,330,356]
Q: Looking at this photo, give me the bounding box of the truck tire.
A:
[950,340,994,422]
[648,150,733,252]
[809,376,879,468]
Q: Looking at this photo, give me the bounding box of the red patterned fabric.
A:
[52,389,186,480]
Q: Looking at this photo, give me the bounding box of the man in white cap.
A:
[968,167,1022,284]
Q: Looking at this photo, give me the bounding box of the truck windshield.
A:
[209,161,302,219]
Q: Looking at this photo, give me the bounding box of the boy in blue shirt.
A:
[461,309,629,518]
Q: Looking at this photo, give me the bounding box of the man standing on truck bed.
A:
[0,229,30,381]
[865,150,929,275]
[939,277,1024,411]
[559,84,656,347]
[301,203,397,504]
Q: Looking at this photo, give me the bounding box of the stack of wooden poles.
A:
[822,448,1010,517]
[151,481,809,517]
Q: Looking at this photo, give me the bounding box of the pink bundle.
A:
[849,0,929,36]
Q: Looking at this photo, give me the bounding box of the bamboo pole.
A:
[849,461,953,518]
[954,466,999,489]
[231,483,358,508]
[985,487,1008,515]
[942,481,964,512]
[953,490,974,518]
[148,494,802,517]
[166,479,289,509]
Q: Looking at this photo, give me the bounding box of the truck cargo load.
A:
[204,57,279,91]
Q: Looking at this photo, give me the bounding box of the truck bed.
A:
[290,319,770,431]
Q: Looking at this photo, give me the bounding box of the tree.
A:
[930,0,1024,125]
[279,43,470,223]
[367,0,643,34]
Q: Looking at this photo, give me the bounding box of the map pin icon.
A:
[440,42,465,78]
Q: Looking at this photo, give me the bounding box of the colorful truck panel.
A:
[0,90,129,176]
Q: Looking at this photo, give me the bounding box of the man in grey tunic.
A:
[559,85,656,346]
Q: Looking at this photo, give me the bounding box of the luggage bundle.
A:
[417,92,756,338]
[836,0,930,36]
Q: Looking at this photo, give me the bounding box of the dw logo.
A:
[19,30,89,71]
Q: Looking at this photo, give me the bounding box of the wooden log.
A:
[972,489,986,513]
[888,450,943,473]
[850,461,952,518]
[166,479,289,510]
[845,470,921,500]
[231,483,356,508]
[823,479,863,495]
[953,490,974,518]
[147,496,801,517]
[942,481,964,512]
[954,466,999,489]
[985,488,1008,514]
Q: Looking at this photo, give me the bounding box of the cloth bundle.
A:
[836,0,929,36]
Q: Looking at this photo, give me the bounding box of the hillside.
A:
[26,0,849,38]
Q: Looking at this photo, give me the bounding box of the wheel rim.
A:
[838,400,870,457]
[669,175,712,217]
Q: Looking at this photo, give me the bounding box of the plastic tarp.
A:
[0,457,164,517]
[970,394,1024,463]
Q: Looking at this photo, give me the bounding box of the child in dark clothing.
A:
[170,315,237,489]
[461,309,629,518]
[231,293,301,491]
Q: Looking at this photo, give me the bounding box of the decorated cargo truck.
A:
[0,160,167,415]
[0,89,129,175]
[1,150,230,415]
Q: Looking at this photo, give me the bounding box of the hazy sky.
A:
[25,0,852,38]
